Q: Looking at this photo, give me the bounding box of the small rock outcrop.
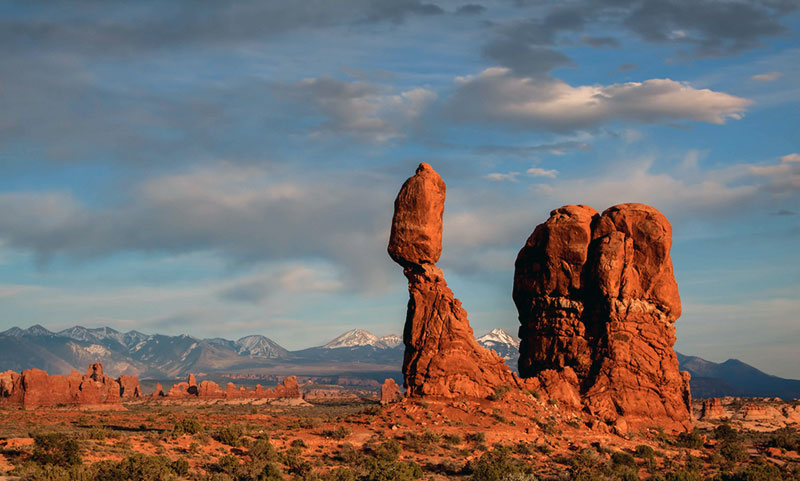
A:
[389,163,518,398]
[380,378,402,404]
[0,363,141,409]
[165,375,301,400]
[514,203,691,430]
[701,398,725,420]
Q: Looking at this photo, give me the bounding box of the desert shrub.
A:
[322,467,359,481]
[94,453,175,481]
[8,462,93,481]
[767,428,799,452]
[374,439,402,462]
[611,451,636,467]
[320,426,351,440]
[363,458,422,481]
[282,446,312,476]
[443,433,462,446]
[290,438,308,448]
[634,445,655,459]
[336,443,363,465]
[171,457,190,476]
[213,424,246,447]
[250,438,279,463]
[173,417,203,435]
[714,424,740,443]
[488,385,511,401]
[214,455,240,475]
[715,463,784,481]
[676,429,704,449]
[259,462,286,481]
[660,470,702,481]
[513,441,533,455]
[466,432,486,444]
[719,442,748,463]
[86,426,110,440]
[404,429,440,453]
[32,432,82,467]
[470,445,534,481]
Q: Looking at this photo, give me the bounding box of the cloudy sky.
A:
[1,0,798,377]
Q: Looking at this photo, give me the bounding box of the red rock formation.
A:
[701,398,725,420]
[117,375,142,398]
[165,375,301,400]
[152,383,165,397]
[380,378,401,405]
[0,363,140,409]
[514,203,691,430]
[389,163,519,398]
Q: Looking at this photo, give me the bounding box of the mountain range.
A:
[1,325,797,399]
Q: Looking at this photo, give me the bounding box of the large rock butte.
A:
[0,363,141,409]
[514,203,691,430]
[389,163,519,398]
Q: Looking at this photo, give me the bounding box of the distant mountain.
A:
[477,328,520,362]
[2,325,798,399]
[677,353,800,399]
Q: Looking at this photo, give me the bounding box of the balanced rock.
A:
[389,163,518,398]
[514,203,691,430]
[380,378,402,404]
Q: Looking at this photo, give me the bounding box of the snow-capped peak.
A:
[477,328,520,349]
[323,329,384,349]
[379,334,402,348]
[235,335,288,358]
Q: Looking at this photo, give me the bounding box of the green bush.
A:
[714,424,739,443]
[374,439,402,462]
[634,445,655,459]
[171,457,190,476]
[719,442,748,463]
[611,451,636,467]
[488,385,511,401]
[32,432,82,467]
[767,428,799,452]
[250,438,279,463]
[364,459,423,481]
[259,462,286,481]
[320,426,352,440]
[213,424,246,447]
[676,429,704,449]
[470,445,534,481]
[94,453,175,481]
[663,469,702,481]
[173,417,203,435]
[322,467,359,481]
[466,432,486,444]
[336,442,363,465]
[715,463,784,481]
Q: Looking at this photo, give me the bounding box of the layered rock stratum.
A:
[513,203,691,430]
[388,163,519,398]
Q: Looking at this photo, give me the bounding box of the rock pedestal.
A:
[389,163,518,398]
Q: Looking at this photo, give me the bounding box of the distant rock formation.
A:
[514,203,691,430]
[0,363,141,409]
[380,378,402,404]
[701,398,725,420]
[164,374,301,400]
[388,163,518,398]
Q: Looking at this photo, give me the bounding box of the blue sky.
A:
[0,0,798,377]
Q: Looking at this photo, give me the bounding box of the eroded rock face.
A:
[514,203,691,430]
[389,163,518,398]
[165,375,301,400]
[701,398,725,420]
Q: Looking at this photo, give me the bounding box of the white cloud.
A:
[526,167,558,178]
[277,77,436,142]
[751,71,782,82]
[486,172,520,182]
[447,68,752,132]
[780,153,800,163]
